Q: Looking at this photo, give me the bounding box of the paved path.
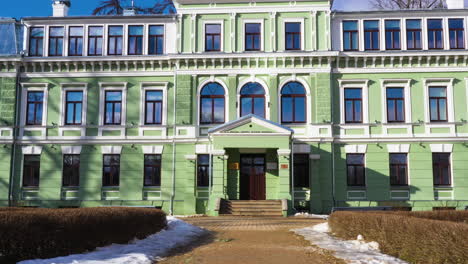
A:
[158,217,344,264]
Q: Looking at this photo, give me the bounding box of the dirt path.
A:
[158,217,344,264]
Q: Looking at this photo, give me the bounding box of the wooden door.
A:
[240,154,266,200]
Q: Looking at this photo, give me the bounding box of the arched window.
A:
[200,82,225,124]
[281,82,306,123]
[240,82,266,118]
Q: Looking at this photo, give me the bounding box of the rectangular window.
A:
[49,26,64,56]
[429,87,447,122]
[148,25,164,55]
[23,155,40,187]
[65,91,83,125]
[63,154,80,187]
[449,18,465,49]
[245,23,261,51]
[128,25,143,55]
[103,154,120,187]
[390,153,408,186]
[364,20,380,50]
[29,27,44,56]
[144,154,161,186]
[406,19,422,50]
[386,88,405,123]
[347,154,365,186]
[285,22,301,50]
[108,26,123,55]
[344,88,362,123]
[428,19,443,49]
[88,26,103,56]
[145,90,163,125]
[68,26,83,56]
[197,155,209,187]
[433,153,451,186]
[385,20,401,50]
[104,91,122,125]
[293,154,309,188]
[343,21,358,51]
[26,91,44,126]
[205,24,221,52]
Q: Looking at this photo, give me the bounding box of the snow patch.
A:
[294,212,329,220]
[294,223,408,264]
[19,216,206,264]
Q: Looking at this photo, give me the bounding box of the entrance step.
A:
[220,200,283,217]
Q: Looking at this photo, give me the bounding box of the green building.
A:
[0,0,467,216]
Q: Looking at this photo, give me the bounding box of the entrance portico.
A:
[206,115,294,216]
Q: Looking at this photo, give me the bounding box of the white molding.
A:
[61,146,82,154]
[423,78,455,123]
[22,146,43,155]
[282,17,305,51]
[195,144,210,154]
[338,79,370,125]
[241,18,265,52]
[345,144,368,154]
[277,149,291,156]
[98,82,128,137]
[142,145,164,154]
[59,83,88,137]
[211,149,226,156]
[208,114,293,135]
[139,82,169,136]
[202,20,224,52]
[101,146,122,154]
[20,83,49,138]
[386,144,411,153]
[184,154,197,160]
[429,144,453,153]
[380,79,412,124]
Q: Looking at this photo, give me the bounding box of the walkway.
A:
[157,217,344,264]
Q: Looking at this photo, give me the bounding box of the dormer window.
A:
[88,26,103,56]
[29,27,44,57]
[68,26,83,56]
[148,25,164,55]
[128,25,144,55]
[205,24,221,52]
[49,26,64,56]
[108,26,123,55]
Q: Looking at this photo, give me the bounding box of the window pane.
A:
[385,20,400,30]
[345,88,362,99]
[129,25,143,35]
[449,18,464,29]
[201,98,212,123]
[67,91,83,101]
[30,27,44,37]
[390,153,407,164]
[294,97,306,122]
[286,22,300,33]
[387,88,404,98]
[201,83,225,95]
[246,23,261,33]
[282,97,293,122]
[253,98,265,118]
[364,20,379,30]
[343,21,358,31]
[387,100,395,121]
[429,87,446,97]
[282,82,306,95]
[345,100,354,122]
[439,99,447,120]
[428,19,443,29]
[206,24,221,34]
[106,91,122,101]
[241,98,252,116]
[109,26,123,36]
[213,98,225,123]
[50,27,64,36]
[69,27,83,36]
[407,19,421,29]
[240,83,265,95]
[150,25,164,35]
[89,26,103,36]
[347,154,364,165]
[147,91,163,101]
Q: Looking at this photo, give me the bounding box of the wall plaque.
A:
[229,162,239,170]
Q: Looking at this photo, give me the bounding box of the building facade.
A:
[0,0,467,215]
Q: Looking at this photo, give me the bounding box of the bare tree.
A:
[370,0,446,9]
[93,0,174,15]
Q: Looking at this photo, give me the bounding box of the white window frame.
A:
[202,20,224,52]
[242,19,264,52]
[381,79,412,124]
[26,25,46,57]
[423,78,454,123]
[197,77,229,126]
[147,24,166,55]
[98,82,128,137]
[340,19,359,52]
[338,79,369,124]
[59,83,88,137]
[20,83,49,138]
[283,18,305,51]
[140,82,168,126]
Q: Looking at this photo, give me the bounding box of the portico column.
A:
[207,149,228,216]
[277,149,292,200]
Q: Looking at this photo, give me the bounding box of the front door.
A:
[240,154,266,200]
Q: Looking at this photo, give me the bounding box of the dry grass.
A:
[329,211,468,264]
[0,207,167,263]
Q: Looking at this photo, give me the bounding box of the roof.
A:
[22,14,176,22]
[176,0,329,4]
[208,114,294,135]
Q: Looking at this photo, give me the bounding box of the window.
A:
[406,19,422,50]
[245,23,261,51]
[343,21,358,51]
[429,87,447,122]
[103,154,120,187]
[433,153,451,186]
[386,88,405,123]
[88,26,103,56]
[197,155,209,187]
[449,19,465,49]
[148,25,164,55]
[144,155,161,186]
[390,154,408,186]
[29,27,44,56]
[205,24,221,52]
[128,25,143,55]
[347,154,365,186]
[364,20,379,50]
[385,20,401,50]
[428,19,443,49]
[344,88,362,123]
[68,26,83,56]
[26,91,44,126]
[293,154,309,188]
[108,26,123,55]
[281,82,306,123]
[63,154,80,187]
[145,90,163,125]
[49,27,64,56]
[240,83,266,118]
[65,91,83,125]
[23,155,40,187]
[200,83,225,124]
[104,91,122,125]
[285,22,301,50]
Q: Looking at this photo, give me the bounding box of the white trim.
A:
[390,190,410,200]
[237,76,271,119]
[195,144,209,154]
[282,17,305,51]
[241,19,265,52]
[98,82,128,137]
[197,77,229,125]
[22,146,43,155]
[293,144,311,154]
[277,149,291,156]
[380,79,412,124]
[344,144,367,154]
[386,144,411,153]
[429,144,453,153]
[338,79,369,125]
[142,145,164,154]
[139,82,169,136]
[61,146,82,154]
[202,20,224,52]
[278,76,312,124]
[101,146,123,154]
[20,83,49,138]
[423,78,455,123]
[59,83,88,137]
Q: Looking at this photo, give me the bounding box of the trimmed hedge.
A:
[0,207,167,262]
[395,210,468,224]
[329,211,468,264]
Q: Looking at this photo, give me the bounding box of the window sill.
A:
[347,186,366,190]
[22,187,39,190]
[434,186,453,190]
[143,186,161,190]
[390,186,410,190]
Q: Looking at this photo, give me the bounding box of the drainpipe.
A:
[170,68,177,215]
[208,135,213,196]
[8,63,21,207]
[330,73,336,210]
[290,137,296,212]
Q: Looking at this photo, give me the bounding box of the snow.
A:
[19,216,206,264]
[293,223,408,264]
[294,212,329,220]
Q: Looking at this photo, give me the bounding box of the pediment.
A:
[208,114,293,135]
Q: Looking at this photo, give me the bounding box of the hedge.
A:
[0,207,167,263]
[394,210,468,224]
[329,211,468,264]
